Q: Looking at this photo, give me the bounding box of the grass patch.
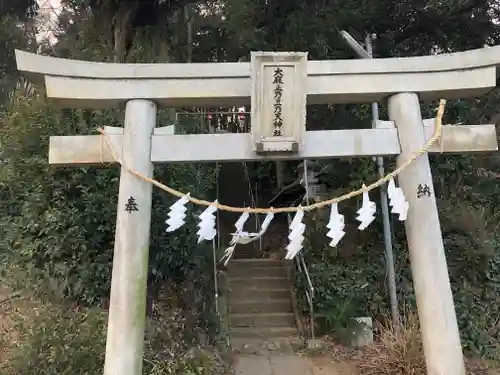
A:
[0,292,230,375]
[356,312,425,375]
[0,296,106,375]
[356,312,498,375]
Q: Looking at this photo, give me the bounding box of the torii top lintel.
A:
[15,46,500,109]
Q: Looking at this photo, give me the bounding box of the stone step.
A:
[228,265,288,278]
[231,338,299,355]
[229,276,290,290]
[228,287,290,301]
[230,336,306,356]
[230,247,260,257]
[232,249,258,255]
[233,253,260,259]
[229,312,295,328]
[229,299,293,314]
[229,259,286,268]
[230,326,298,339]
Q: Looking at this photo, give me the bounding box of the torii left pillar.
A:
[104,99,157,375]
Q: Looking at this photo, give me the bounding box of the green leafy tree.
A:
[3,0,500,362]
[0,0,37,106]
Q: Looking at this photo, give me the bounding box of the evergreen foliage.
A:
[1,0,500,372]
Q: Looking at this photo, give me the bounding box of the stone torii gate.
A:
[15,48,500,375]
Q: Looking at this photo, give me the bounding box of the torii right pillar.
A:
[388,92,465,375]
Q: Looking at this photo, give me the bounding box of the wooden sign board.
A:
[251,52,308,153]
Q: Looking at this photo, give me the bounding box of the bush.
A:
[296,208,500,359]
[0,94,218,307]
[0,294,230,375]
[356,312,425,375]
[356,313,498,375]
[304,261,387,319]
[0,91,227,374]
[0,297,106,375]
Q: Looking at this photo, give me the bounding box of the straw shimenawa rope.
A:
[98,99,447,214]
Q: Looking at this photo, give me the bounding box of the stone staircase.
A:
[227,259,302,355]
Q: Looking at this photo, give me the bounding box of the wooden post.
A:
[104,100,157,375]
[388,93,465,375]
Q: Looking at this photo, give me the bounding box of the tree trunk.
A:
[184,4,193,62]
[113,2,137,63]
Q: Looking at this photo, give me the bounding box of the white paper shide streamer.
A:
[196,201,218,243]
[387,178,409,221]
[326,203,346,247]
[230,211,275,245]
[230,211,255,246]
[220,211,275,265]
[286,209,305,260]
[179,179,404,259]
[356,185,376,230]
[165,193,190,232]
[258,212,275,236]
[220,211,250,265]
[232,211,250,238]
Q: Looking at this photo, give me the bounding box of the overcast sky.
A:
[39,0,61,7]
[36,0,62,43]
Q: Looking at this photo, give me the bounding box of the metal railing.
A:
[287,213,315,340]
[212,238,219,315]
